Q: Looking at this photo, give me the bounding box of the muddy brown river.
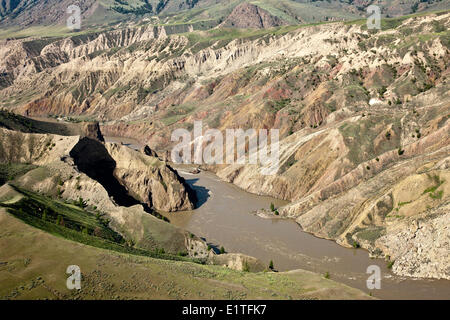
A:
[106,137,450,300]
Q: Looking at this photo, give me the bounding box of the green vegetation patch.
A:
[182,25,302,55]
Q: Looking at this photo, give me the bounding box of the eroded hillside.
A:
[1,11,449,280]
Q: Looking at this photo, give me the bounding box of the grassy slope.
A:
[0,168,195,260]
[0,208,371,300]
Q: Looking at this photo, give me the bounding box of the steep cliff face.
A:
[209,253,266,272]
[0,0,97,26]
[0,110,104,140]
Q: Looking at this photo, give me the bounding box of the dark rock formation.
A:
[219,3,286,29]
